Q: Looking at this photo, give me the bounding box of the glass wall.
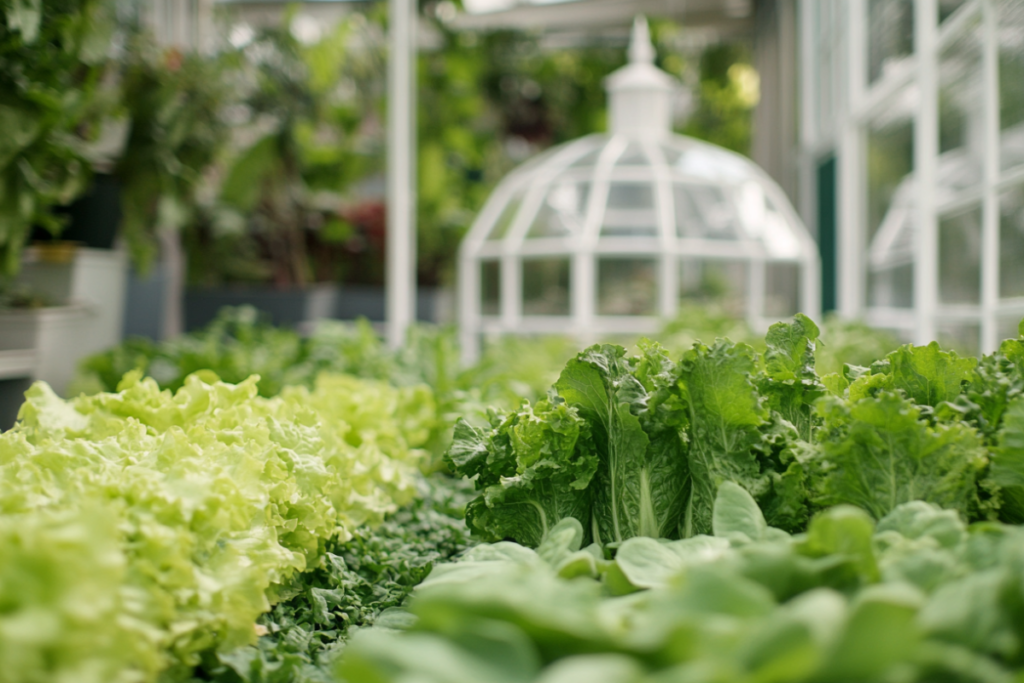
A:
[801,0,1024,352]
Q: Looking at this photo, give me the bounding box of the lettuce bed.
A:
[340,316,1024,683]
[2,313,1023,683]
[0,371,430,682]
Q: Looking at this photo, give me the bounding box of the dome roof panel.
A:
[468,129,813,256]
[484,188,526,241]
[527,180,590,239]
[615,141,653,167]
[671,143,757,183]
[459,16,820,364]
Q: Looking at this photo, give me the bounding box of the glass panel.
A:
[761,198,803,259]
[522,258,570,316]
[569,146,603,168]
[674,184,740,239]
[675,146,752,182]
[480,261,500,316]
[938,206,982,304]
[1000,183,1024,299]
[617,142,649,166]
[936,321,980,356]
[597,259,658,316]
[487,191,524,241]
[999,0,1024,172]
[765,263,801,318]
[870,264,915,308]
[602,182,658,236]
[867,109,915,308]
[998,316,1022,341]
[679,259,748,318]
[660,144,684,166]
[527,181,590,238]
[868,0,914,84]
[938,17,984,192]
[939,0,967,23]
[867,115,914,241]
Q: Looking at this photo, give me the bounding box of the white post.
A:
[913,0,938,346]
[458,249,479,366]
[838,0,865,320]
[981,0,1000,353]
[386,0,417,350]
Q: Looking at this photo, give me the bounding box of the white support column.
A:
[748,258,766,328]
[458,250,479,366]
[913,0,939,345]
[801,257,821,320]
[386,0,417,350]
[980,0,1001,353]
[501,253,520,333]
[835,126,860,318]
[797,1,817,235]
[837,0,866,319]
[573,252,594,343]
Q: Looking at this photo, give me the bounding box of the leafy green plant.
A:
[450,314,1024,552]
[338,487,1024,683]
[202,13,384,288]
[1,369,429,680]
[0,0,116,277]
[195,475,475,683]
[116,37,230,272]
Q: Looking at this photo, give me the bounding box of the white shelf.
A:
[0,350,36,380]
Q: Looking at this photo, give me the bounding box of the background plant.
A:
[115,34,231,273]
[0,0,116,278]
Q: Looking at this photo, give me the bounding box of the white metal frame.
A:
[800,0,1024,354]
[386,0,417,349]
[459,133,820,363]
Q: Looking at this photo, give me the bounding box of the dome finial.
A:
[605,15,676,137]
[628,16,655,65]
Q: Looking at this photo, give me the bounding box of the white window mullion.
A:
[458,251,480,366]
[980,0,1001,353]
[838,0,866,319]
[913,0,939,345]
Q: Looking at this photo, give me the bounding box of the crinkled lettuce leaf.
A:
[989,396,1024,523]
[1,369,426,680]
[447,401,598,547]
[871,342,977,408]
[812,392,987,520]
[556,344,687,544]
[675,340,767,537]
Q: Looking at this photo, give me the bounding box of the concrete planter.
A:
[184,284,341,331]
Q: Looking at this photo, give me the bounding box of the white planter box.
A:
[18,246,127,353]
[0,308,38,352]
[0,304,94,394]
[1,246,127,398]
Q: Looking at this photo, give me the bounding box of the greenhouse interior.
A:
[2,1,1024,682]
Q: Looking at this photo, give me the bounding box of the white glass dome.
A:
[458,18,820,362]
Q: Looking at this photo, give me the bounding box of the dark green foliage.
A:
[0,0,116,277]
[117,39,230,272]
[449,403,598,548]
[339,493,1024,683]
[812,392,987,520]
[194,476,475,683]
[677,339,767,536]
[454,316,1024,551]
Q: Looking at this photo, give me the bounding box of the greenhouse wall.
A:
[799,0,1024,354]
